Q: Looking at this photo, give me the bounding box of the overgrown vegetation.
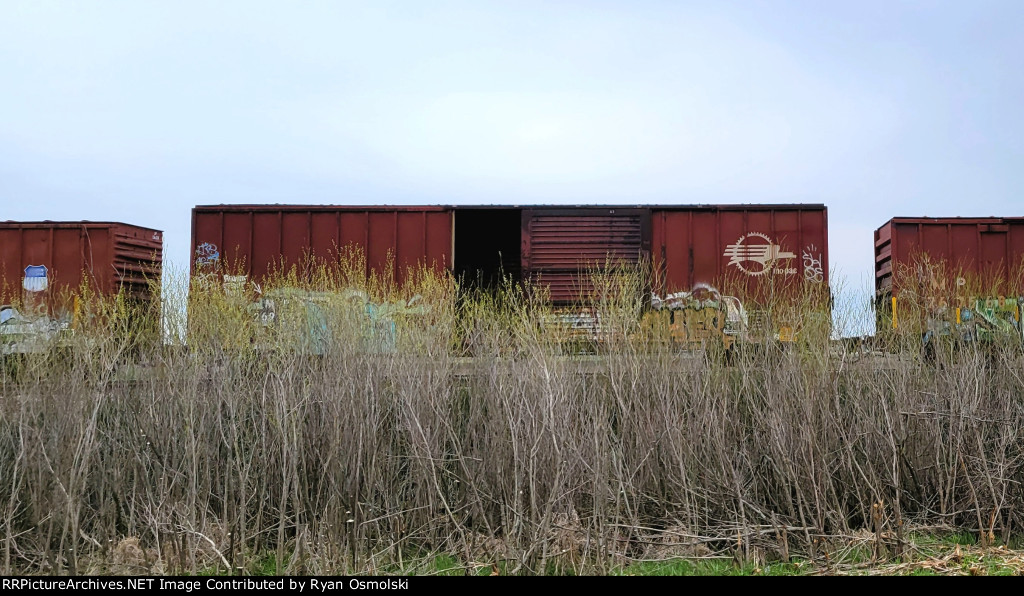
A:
[0,256,1022,575]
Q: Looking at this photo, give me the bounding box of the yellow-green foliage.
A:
[0,252,1021,576]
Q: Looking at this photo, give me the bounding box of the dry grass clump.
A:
[0,255,1021,575]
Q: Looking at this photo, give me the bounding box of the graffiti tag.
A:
[802,245,824,283]
[195,243,220,267]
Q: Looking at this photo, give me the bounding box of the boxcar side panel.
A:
[875,217,1024,297]
[191,206,453,285]
[0,222,162,308]
[653,205,828,301]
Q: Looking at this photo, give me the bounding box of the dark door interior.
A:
[454,208,522,290]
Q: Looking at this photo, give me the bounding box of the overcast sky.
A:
[3,1,1023,335]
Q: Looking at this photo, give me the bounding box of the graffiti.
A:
[674,304,727,346]
[912,259,964,311]
[223,274,248,295]
[723,232,796,276]
[252,288,430,355]
[543,310,602,344]
[349,290,428,354]
[922,295,1023,347]
[195,242,220,267]
[0,305,69,355]
[802,245,824,283]
[650,284,748,348]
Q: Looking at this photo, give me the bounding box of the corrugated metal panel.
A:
[191,205,453,285]
[651,205,829,302]
[522,208,648,303]
[874,216,1024,297]
[110,225,164,299]
[0,222,163,307]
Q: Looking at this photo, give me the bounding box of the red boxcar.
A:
[0,221,163,307]
[515,204,829,303]
[191,205,453,285]
[193,205,831,305]
[191,204,829,346]
[520,207,651,303]
[191,204,828,303]
[875,217,1024,298]
[651,205,829,300]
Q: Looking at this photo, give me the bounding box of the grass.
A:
[614,532,1024,576]
[615,559,809,576]
[352,531,1024,575]
[1,256,1022,575]
[187,533,1024,576]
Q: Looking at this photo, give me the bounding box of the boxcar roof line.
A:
[193,203,826,211]
[1,221,164,232]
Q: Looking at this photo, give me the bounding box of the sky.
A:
[3,1,1023,335]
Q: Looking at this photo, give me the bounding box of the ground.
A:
[613,533,1024,576]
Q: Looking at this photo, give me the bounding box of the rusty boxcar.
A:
[460,204,829,307]
[651,205,829,298]
[875,217,1024,296]
[193,203,828,300]
[872,218,1024,344]
[0,221,163,307]
[191,205,452,285]
[192,204,828,346]
[874,216,1024,339]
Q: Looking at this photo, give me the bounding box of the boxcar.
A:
[0,221,163,307]
[192,204,828,346]
[874,216,1024,340]
[193,203,827,296]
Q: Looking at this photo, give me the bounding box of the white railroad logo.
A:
[723,232,797,276]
